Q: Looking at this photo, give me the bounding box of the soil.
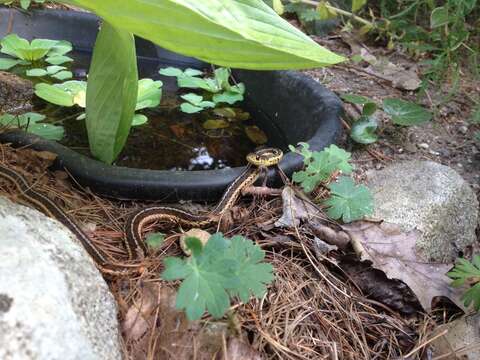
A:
[308,35,480,209]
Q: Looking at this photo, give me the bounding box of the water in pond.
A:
[31,51,274,171]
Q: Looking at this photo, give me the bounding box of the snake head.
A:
[246,147,283,167]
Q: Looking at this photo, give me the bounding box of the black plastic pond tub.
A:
[0,8,343,201]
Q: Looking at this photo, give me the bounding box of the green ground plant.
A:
[341,94,432,144]
[265,0,479,84]
[448,254,480,311]
[290,143,374,222]
[161,233,274,321]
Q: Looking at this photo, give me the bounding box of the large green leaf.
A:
[86,21,138,164]
[382,98,432,126]
[62,0,345,69]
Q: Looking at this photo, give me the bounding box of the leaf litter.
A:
[0,142,463,359]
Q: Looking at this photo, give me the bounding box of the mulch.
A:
[0,141,437,359]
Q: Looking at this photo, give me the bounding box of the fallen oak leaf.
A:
[342,221,466,312]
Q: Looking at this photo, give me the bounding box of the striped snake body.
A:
[0,148,283,275]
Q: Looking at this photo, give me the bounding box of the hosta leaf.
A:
[383,98,432,126]
[86,21,138,164]
[64,0,345,69]
[324,176,374,223]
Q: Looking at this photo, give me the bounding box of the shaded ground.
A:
[0,142,431,359]
[308,36,480,200]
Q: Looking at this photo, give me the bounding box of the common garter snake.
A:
[0,148,283,275]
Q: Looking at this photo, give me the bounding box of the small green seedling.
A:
[324,176,374,223]
[159,66,245,113]
[448,254,480,312]
[161,233,274,321]
[290,142,373,223]
[290,143,353,193]
[0,112,64,140]
[0,34,73,77]
[341,94,432,144]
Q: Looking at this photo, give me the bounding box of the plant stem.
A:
[297,0,374,27]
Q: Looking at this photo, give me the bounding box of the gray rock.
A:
[0,197,121,360]
[0,71,34,114]
[367,160,479,263]
[431,313,480,360]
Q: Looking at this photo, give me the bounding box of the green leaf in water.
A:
[0,112,64,141]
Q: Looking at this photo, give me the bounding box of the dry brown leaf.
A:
[34,150,57,162]
[244,125,267,144]
[275,187,349,248]
[122,283,159,342]
[225,338,262,360]
[275,187,317,228]
[342,221,465,312]
[341,33,421,91]
[180,228,211,255]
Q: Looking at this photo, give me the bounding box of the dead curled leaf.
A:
[275,187,350,248]
[341,221,466,312]
[244,125,267,144]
